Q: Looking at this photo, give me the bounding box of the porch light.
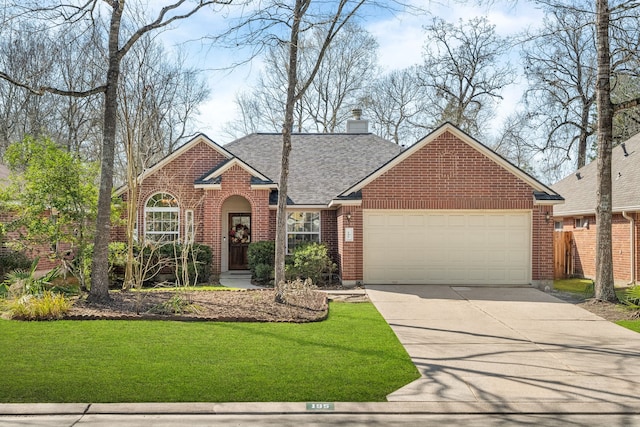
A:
[545,212,551,223]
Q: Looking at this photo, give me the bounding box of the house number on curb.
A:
[306,402,335,410]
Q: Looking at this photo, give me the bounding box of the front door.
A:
[228,213,251,270]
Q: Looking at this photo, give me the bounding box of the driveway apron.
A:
[366,285,640,408]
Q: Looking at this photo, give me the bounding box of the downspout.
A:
[622,211,636,284]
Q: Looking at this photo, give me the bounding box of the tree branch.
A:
[0,71,106,97]
[119,0,234,59]
[614,95,640,112]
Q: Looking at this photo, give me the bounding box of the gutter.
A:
[622,211,636,285]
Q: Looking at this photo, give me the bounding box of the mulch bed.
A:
[66,289,329,323]
[552,290,640,321]
[56,287,640,324]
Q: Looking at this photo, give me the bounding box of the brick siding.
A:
[561,212,639,284]
[1,208,63,271]
[338,130,554,284]
[112,140,271,275]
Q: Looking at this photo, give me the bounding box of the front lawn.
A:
[553,278,594,294]
[617,320,640,333]
[0,302,419,403]
[554,278,628,300]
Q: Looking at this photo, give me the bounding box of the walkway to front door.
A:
[228,213,251,270]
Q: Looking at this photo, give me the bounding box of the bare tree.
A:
[273,0,369,294]
[541,0,640,301]
[362,66,431,145]
[612,74,640,142]
[1,0,235,303]
[492,111,538,176]
[594,0,616,302]
[418,16,515,137]
[298,23,378,132]
[0,22,63,154]
[114,33,210,187]
[520,7,597,170]
[223,21,378,138]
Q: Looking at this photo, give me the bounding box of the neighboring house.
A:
[0,162,59,271]
[552,133,640,285]
[115,121,562,287]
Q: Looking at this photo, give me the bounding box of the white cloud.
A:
[366,13,425,72]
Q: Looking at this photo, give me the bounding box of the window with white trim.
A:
[144,192,179,243]
[286,211,320,253]
[574,217,588,229]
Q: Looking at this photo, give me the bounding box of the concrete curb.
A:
[2,401,640,416]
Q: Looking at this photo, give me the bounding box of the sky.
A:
[159,1,546,145]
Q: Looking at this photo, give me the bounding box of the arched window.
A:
[144,192,179,243]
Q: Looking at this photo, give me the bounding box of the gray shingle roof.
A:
[552,132,640,215]
[224,133,402,205]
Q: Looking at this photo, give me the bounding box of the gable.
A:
[338,123,562,206]
[194,157,275,189]
[115,134,231,197]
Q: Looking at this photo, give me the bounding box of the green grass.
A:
[0,302,419,403]
[554,279,630,301]
[617,320,640,333]
[554,278,594,294]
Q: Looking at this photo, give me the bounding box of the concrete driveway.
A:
[366,285,640,412]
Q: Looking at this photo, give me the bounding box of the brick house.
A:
[116,121,562,287]
[552,133,640,285]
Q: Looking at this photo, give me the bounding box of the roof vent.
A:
[346,108,368,133]
[622,142,629,157]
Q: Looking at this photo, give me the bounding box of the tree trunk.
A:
[577,102,590,169]
[87,3,124,303]
[274,0,304,301]
[594,0,617,302]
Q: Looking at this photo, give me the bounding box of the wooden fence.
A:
[554,231,573,279]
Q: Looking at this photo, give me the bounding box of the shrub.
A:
[286,243,335,286]
[247,241,275,276]
[3,260,60,299]
[75,242,127,288]
[623,285,640,308]
[254,263,274,283]
[148,293,201,315]
[78,242,212,287]
[274,278,322,307]
[174,243,213,285]
[0,249,32,280]
[10,291,72,320]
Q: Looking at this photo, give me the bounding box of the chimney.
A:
[346,108,368,133]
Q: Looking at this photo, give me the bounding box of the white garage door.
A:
[363,210,531,285]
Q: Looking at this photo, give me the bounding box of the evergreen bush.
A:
[286,243,335,286]
[247,241,275,276]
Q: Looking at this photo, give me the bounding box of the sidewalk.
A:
[2,400,639,416]
[218,270,261,289]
